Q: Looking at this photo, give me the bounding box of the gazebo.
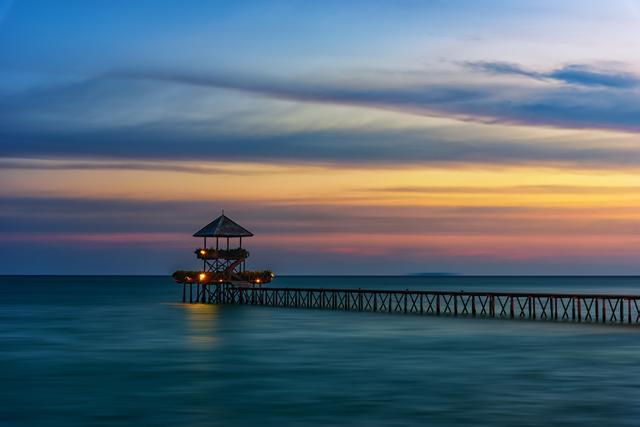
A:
[172,212,273,303]
[193,213,254,278]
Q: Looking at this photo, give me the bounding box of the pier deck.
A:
[180,284,640,325]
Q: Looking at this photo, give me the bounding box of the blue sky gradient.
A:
[2,1,640,274]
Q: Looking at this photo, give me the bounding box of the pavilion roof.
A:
[193,214,254,238]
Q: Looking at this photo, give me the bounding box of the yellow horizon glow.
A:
[3,162,640,227]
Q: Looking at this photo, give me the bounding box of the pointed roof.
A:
[193,214,254,238]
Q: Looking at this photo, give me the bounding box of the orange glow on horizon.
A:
[4,144,640,271]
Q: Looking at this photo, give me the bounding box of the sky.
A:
[2,0,640,275]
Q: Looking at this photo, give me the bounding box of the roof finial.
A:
[221,209,225,216]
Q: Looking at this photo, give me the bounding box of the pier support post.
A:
[532,297,536,319]
[577,298,581,322]
[620,299,624,324]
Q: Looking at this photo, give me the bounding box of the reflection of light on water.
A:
[183,304,220,349]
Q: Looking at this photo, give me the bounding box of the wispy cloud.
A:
[0,158,269,175]
[0,71,640,168]
[465,61,544,80]
[550,65,640,88]
[3,196,640,236]
[2,124,640,168]
[467,61,640,88]
[1,63,640,169]
[119,67,640,133]
[368,185,640,194]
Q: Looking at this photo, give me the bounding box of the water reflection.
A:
[4,276,640,426]
[183,303,220,349]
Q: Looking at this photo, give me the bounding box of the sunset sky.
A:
[2,0,640,274]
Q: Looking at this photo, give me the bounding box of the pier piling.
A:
[178,285,640,326]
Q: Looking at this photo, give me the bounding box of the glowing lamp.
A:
[256,278,261,284]
[199,250,206,255]
[199,273,206,281]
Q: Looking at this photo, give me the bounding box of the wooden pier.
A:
[181,284,640,325]
[174,215,640,326]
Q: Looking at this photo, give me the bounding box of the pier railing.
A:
[183,284,640,325]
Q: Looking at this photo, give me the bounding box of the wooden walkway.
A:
[181,284,640,325]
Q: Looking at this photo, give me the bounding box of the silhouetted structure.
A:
[194,213,253,279]
[209,286,640,326]
[172,213,273,303]
[172,216,640,328]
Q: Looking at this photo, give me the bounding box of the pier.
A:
[174,215,640,326]
[180,284,640,326]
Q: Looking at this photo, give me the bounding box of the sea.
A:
[2,275,640,427]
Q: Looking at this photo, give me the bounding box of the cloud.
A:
[3,196,640,236]
[465,61,544,80]
[368,185,640,194]
[550,65,640,88]
[0,158,268,175]
[2,66,640,168]
[467,61,640,88]
[2,124,640,168]
[118,68,640,133]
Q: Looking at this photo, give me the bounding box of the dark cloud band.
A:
[1,64,640,167]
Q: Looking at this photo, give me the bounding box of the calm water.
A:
[2,276,640,426]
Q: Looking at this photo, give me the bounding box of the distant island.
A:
[410,272,458,276]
